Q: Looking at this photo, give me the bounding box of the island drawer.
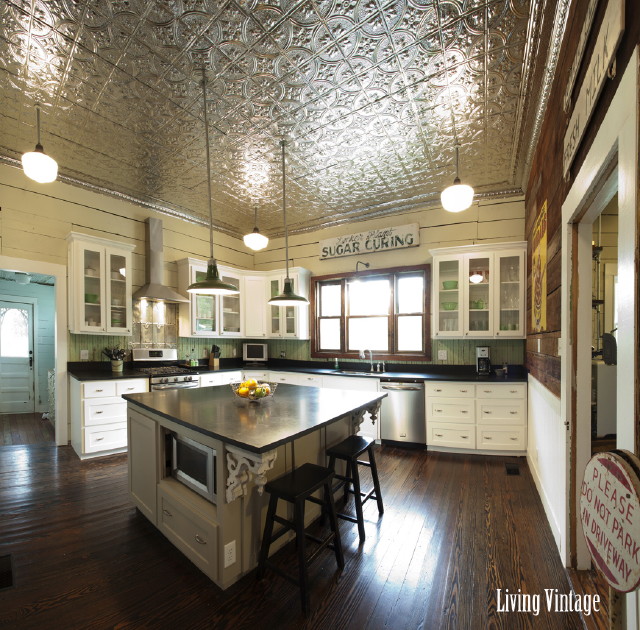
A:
[158,486,218,581]
[82,381,117,398]
[84,422,127,453]
[425,382,475,398]
[476,384,526,399]
[476,426,526,450]
[427,423,476,448]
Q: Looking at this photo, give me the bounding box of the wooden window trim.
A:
[310,264,431,361]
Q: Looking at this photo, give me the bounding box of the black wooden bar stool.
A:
[326,435,384,542]
[257,462,344,615]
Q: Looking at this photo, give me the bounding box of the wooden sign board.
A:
[580,450,640,593]
[319,223,419,260]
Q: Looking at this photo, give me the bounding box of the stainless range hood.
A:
[132,217,189,303]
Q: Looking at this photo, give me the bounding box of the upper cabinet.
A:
[67,233,134,335]
[430,242,526,339]
[177,260,310,340]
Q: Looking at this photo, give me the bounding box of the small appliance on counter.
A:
[476,346,491,376]
[243,342,268,364]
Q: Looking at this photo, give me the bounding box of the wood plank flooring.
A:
[0,413,55,446]
[0,444,593,629]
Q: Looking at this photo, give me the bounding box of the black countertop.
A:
[124,384,386,454]
[67,360,528,383]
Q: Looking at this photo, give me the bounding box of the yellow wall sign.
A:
[532,200,547,332]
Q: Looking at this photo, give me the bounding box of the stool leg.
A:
[343,459,351,505]
[294,499,310,615]
[351,460,366,542]
[368,446,384,514]
[257,493,279,579]
[323,481,344,569]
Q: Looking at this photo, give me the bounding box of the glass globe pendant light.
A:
[268,140,309,306]
[440,145,474,213]
[187,69,239,296]
[243,205,269,251]
[22,105,58,184]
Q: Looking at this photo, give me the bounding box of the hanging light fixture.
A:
[440,145,474,213]
[22,104,58,183]
[268,140,309,306]
[187,68,239,296]
[243,204,269,251]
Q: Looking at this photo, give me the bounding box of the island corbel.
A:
[226,445,278,503]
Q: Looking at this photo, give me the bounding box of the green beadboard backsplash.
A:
[68,333,524,367]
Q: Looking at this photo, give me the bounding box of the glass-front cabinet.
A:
[430,243,526,339]
[267,270,311,339]
[67,233,134,335]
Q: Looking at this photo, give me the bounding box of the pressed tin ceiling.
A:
[0,0,563,238]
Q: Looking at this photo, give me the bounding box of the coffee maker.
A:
[476,346,491,375]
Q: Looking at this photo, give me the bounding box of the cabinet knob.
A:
[163,508,173,517]
[195,534,207,545]
[496,332,500,336]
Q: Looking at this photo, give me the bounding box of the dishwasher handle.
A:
[380,384,424,392]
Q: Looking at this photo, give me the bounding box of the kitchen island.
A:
[124,383,385,589]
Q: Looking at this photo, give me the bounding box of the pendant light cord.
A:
[202,67,214,262]
[280,139,289,280]
[36,105,42,147]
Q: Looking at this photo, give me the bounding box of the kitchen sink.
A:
[333,370,374,375]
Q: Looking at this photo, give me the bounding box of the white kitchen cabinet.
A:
[67,232,134,335]
[430,242,526,339]
[242,369,269,381]
[242,276,268,337]
[199,371,243,387]
[267,269,311,340]
[426,381,527,453]
[177,259,243,338]
[70,376,149,459]
[322,375,380,440]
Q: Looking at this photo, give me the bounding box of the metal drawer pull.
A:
[510,437,518,441]
[483,390,492,393]
[460,389,468,393]
[461,410,468,413]
[435,389,442,392]
[510,390,517,394]
[163,509,173,517]
[435,433,443,438]
[195,534,207,545]
[96,389,103,392]
[484,410,491,414]
[510,411,517,415]
[435,409,442,413]
[127,387,135,391]
[95,437,104,441]
[485,437,492,440]
[95,410,103,414]
[461,435,468,439]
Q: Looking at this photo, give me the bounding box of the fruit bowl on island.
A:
[230,380,277,402]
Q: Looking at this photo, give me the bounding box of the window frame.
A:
[311,264,431,361]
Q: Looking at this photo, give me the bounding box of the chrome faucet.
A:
[359,349,374,372]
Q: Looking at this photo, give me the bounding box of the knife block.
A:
[209,356,220,370]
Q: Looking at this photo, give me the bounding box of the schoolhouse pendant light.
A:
[440,145,474,213]
[268,140,309,307]
[22,105,58,184]
[243,205,269,251]
[187,69,239,296]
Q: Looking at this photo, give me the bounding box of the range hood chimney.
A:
[132,218,189,303]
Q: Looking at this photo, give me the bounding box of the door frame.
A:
[0,255,68,446]
[560,48,638,625]
[0,295,37,413]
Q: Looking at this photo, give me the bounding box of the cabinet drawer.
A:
[298,374,322,386]
[84,398,127,426]
[158,488,218,580]
[428,423,476,448]
[82,381,117,398]
[243,371,269,381]
[84,422,127,453]
[476,384,526,399]
[427,398,475,423]
[476,426,526,450]
[116,379,148,396]
[425,382,474,398]
[476,400,526,425]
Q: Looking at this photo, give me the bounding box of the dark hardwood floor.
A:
[0,444,591,629]
[0,413,55,446]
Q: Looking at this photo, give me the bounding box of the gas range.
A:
[133,348,200,390]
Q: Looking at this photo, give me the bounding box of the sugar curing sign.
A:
[580,450,640,592]
[319,224,419,260]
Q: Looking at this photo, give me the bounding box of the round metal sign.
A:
[580,450,640,593]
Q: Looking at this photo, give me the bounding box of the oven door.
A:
[151,380,199,391]
[171,435,216,503]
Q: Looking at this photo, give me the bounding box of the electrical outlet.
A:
[232,347,237,357]
[437,349,447,361]
[280,351,286,358]
[80,349,89,360]
[224,540,236,568]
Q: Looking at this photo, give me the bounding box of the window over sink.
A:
[311,265,431,360]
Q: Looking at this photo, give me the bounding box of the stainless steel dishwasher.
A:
[379,378,426,446]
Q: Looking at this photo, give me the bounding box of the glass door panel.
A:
[221,274,241,334]
[83,248,102,329]
[270,279,281,336]
[108,252,127,330]
[498,255,521,332]
[194,270,216,334]
[284,278,296,335]
[437,258,461,334]
[467,255,491,333]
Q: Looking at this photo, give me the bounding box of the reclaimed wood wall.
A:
[525,0,640,397]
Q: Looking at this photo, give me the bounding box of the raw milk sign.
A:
[580,451,640,592]
[319,224,419,260]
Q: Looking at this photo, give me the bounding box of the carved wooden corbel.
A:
[225,445,277,503]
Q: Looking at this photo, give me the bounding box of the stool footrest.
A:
[357,459,372,468]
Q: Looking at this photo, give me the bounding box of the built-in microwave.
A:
[170,434,217,504]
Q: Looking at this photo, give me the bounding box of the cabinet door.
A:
[105,248,132,334]
[268,277,283,337]
[432,256,463,337]
[463,252,493,337]
[243,276,267,337]
[80,244,106,332]
[219,270,242,336]
[191,266,218,336]
[268,274,304,338]
[128,409,159,524]
[494,250,525,338]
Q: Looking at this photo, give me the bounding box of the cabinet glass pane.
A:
[83,249,101,327]
[397,315,422,351]
[221,275,240,333]
[195,270,216,332]
[285,306,295,334]
[499,255,520,331]
[468,256,490,331]
[270,279,280,335]
[347,317,388,351]
[109,253,127,329]
[438,259,459,332]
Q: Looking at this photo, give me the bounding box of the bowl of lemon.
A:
[230,379,277,402]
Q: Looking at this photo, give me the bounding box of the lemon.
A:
[245,378,258,388]
[237,386,250,397]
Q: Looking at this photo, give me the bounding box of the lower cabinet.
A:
[128,407,159,523]
[199,370,243,387]
[426,381,527,453]
[71,376,149,459]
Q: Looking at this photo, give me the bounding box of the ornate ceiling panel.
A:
[0,0,556,237]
